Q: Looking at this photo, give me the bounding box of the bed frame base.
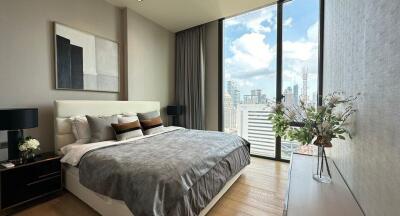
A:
[64,167,246,216]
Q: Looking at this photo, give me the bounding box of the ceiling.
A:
[104,0,276,32]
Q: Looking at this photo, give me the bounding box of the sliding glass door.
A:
[222,0,321,160]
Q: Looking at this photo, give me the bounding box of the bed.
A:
[54,100,250,216]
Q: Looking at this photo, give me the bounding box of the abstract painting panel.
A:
[55,23,119,92]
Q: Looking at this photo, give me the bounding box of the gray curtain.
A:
[175,25,206,129]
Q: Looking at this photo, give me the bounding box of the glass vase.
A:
[312,145,332,183]
[21,151,36,162]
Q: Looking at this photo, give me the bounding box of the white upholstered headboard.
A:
[54,100,160,153]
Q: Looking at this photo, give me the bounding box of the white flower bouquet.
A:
[19,136,40,159]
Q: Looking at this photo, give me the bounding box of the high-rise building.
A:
[260,94,267,104]
[244,89,266,104]
[237,104,275,157]
[234,89,241,105]
[301,67,308,103]
[223,92,236,133]
[243,95,254,104]
[293,84,299,105]
[227,80,240,108]
[283,86,294,106]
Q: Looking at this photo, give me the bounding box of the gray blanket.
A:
[79,129,250,216]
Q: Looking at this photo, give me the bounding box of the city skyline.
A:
[224,66,317,108]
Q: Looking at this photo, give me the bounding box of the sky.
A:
[223,0,320,102]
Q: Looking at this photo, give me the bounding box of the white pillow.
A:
[118,115,139,124]
[70,116,91,144]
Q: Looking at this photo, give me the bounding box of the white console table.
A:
[283,153,364,216]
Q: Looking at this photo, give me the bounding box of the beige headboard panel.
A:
[54,100,160,152]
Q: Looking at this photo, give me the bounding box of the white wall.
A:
[324,0,400,215]
[0,0,177,159]
[124,8,175,123]
[0,0,123,158]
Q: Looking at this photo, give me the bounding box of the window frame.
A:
[218,0,325,162]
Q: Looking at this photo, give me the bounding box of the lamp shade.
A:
[167,105,183,116]
[0,108,38,130]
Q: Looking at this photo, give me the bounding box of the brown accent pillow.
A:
[140,116,164,135]
[111,120,143,141]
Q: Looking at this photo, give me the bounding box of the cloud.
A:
[225,32,276,78]
[232,67,275,79]
[225,6,276,33]
[224,19,240,27]
[281,21,319,87]
[283,69,302,83]
[247,11,273,33]
[283,41,317,61]
[283,17,293,27]
[224,72,232,80]
[223,6,278,81]
[238,80,254,88]
[282,21,319,61]
[307,21,319,42]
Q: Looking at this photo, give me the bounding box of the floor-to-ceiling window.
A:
[222,0,321,160]
[223,4,278,158]
[281,0,320,159]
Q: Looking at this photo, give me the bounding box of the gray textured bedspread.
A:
[79,129,250,216]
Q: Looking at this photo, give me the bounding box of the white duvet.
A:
[60,126,183,166]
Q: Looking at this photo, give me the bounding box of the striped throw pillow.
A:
[111,120,143,141]
[140,116,164,135]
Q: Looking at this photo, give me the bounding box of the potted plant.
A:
[269,92,359,183]
[19,136,40,161]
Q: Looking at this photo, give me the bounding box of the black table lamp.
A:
[0,108,38,160]
[167,105,183,126]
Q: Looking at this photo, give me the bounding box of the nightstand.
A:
[0,152,62,213]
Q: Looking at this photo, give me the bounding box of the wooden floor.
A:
[13,157,289,216]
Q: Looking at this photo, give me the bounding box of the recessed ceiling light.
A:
[138,0,143,2]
